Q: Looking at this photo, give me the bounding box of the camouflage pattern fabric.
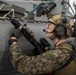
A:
[9,42,72,75]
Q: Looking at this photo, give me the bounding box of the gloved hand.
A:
[25,28,34,37]
[9,33,17,45]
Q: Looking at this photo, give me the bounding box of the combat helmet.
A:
[48,15,73,39]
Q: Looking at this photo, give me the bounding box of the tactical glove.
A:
[9,33,17,45]
[9,38,17,45]
[25,28,34,37]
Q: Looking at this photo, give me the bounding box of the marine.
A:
[9,15,76,75]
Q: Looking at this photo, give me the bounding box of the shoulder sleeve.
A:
[10,43,70,75]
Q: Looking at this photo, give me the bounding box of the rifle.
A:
[33,38,51,55]
[8,16,51,55]
[40,38,51,50]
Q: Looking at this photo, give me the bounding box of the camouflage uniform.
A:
[9,41,72,75]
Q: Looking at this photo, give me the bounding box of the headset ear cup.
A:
[54,25,67,39]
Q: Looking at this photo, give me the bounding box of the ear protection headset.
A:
[53,24,67,39]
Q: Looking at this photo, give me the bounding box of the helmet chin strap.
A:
[54,37,66,46]
[54,39,60,46]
